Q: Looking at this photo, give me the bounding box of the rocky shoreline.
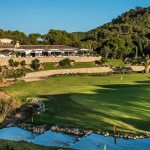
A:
[17,123,149,140]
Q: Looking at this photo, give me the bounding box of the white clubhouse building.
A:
[15,45,90,57]
[0,40,90,57]
[0,39,90,57]
[0,38,13,44]
[15,45,80,57]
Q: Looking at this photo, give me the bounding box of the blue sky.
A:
[0,0,150,34]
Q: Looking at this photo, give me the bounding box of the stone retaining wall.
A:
[24,66,145,78]
[0,57,101,66]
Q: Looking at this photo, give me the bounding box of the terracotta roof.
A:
[18,45,77,49]
[0,44,14,48]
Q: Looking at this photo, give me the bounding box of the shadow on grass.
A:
[1,80,150,135]
[37,94,113,130]
[33,81,150,135]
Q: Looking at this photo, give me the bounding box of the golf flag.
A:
[114,125,117,133]
[104,144,106,150]
[31,117,33,123]
[121,75,123,81]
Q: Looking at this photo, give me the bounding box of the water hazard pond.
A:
[0,127,150,150]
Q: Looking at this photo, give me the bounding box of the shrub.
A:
[59,58,71,68]
[31,59,40,71]
[100,46,111,58]
[15,71,26,78]
[0,98,18,121]
[20,60,26,66]
[101,57,108,64]
[125,59,132,64]
[5,70,26,78]
[51,71,137,78]
[96,57,108,65]
[0,74,3,82]
[15,80,25,84]
[0,66,2,72]
[14,61,19,67]
[3,65,7,68]
[8,59,14,67]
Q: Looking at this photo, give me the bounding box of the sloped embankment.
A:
[0,91,26,127]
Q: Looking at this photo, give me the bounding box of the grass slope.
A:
[42,62,97,70]
[107,59,126,67]
[42,59,126,71]
[2,74,150,135]
[0,140,72,150]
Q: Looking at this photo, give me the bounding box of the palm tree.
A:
[142,55,150,73]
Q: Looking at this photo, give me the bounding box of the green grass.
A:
[2,73,150,136]
[107,59,126,67]
[72,62,97,68]
[42,60,126,71]
[42,62,57,70]
[42,62,97,70]
[0,140,72,150]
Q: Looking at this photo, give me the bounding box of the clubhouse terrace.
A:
[0,45,89,57]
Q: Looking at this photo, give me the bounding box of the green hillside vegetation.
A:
[74,6,150,59]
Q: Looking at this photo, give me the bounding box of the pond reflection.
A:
[114,137,116,144]
[69,134,150,150]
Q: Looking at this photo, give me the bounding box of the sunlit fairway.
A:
[2,74,150,135]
